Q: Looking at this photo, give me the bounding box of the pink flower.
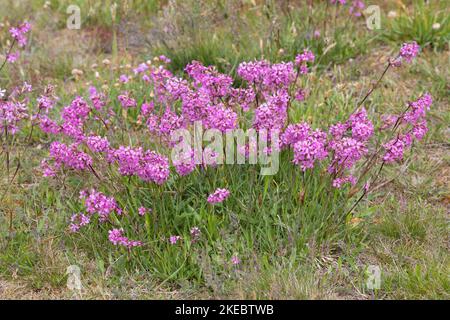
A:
[328,137,368,173]
[159,55,171,64]
[347,108,374,142]
[253,90,289,131]
[118,92,136,108]
[108,228,142,248]
[133,63,148,74]
[169,235,181,245]
[89,86,106,111]
[382,134,412,163]
[231,255,240,265]
[1,100,28,134]
[399,41,420,63]
[393,42,420,66]
[295,49,315,74]
[280,122,310,148]
[37,95,56,112]
[69,213,90,232]
[39,116,61,134]
[49,141,93,171]
[173,149,196,176]
[332,175,357,188]
[141,102,154,116]
[138,207,151,216]
[6,52,19,63]
[119,74,130,83]
[207,188,230,204]
[82,189,121,221]
[205,104,238,133]
[292,129,328,171]
[9,21,31,47]
[41,159,57,177]
[137,150,170,184]
[158,108,185,136]
[403,93,432,125]
[295,49,315,65]
[294,89,306,102]
[349,1,365,17]
[86,135,110,153]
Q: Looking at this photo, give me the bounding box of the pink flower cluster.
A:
[9,21,31,48]
[399,41,421,63]
[0,82,32,135]
[138,207,151,216]
[81,189,122,221]
[48,141,92,172]
[383,93,432,163]
[69,213,90,232]
[60,96,91,141]
[328,108,373,177]
[89,86,106,111]
[278,108,374,182]
[108,228,142,248]
[253,90,289,131]
[86,135,110,153]
[118,92,136,108]
[0,100,28,135]
[108,146,170,185]
[207,188,231,204]
[169,235,182,245]
[392,42,421,66]
[237,60,296,93]
[6,21,31,63]
[332,175,357,188]
[292,129,328,171]
[281,122,328,171]
[349,1,365,17]
[295,49,315,74]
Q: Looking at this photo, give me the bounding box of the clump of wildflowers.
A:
[35,43,432,251]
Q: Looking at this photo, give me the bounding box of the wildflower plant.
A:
[1,17,432,282]
[0,21,34,203]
